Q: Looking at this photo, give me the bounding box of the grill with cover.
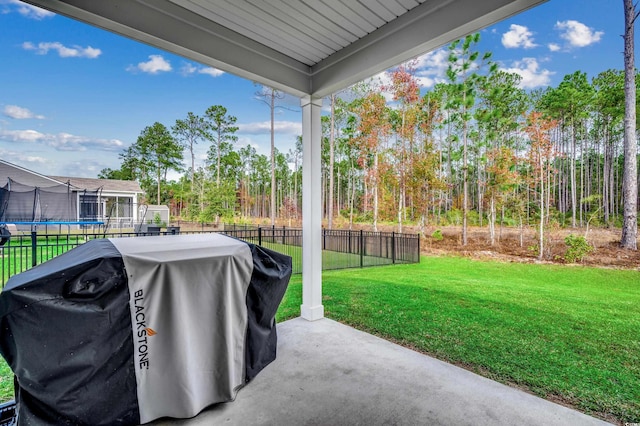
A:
[0,233,292,425]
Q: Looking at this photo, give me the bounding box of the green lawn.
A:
[1,256,638,424]
[255,241,397,275]
[277,257,640,424]
[1,235,89,283]
[0,359,11,402]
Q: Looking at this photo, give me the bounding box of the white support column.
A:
[300,95,324,321]
[133,193,138,224]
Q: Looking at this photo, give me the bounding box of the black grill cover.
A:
[0,234,291,425]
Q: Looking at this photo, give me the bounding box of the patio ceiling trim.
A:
[25,0,545,97]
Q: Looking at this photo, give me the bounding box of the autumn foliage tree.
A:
[353,90,391,231]
[384,63,421,232]
[525,111,558,260]
[486,146,520,246]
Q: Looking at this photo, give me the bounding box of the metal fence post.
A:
[258,227,262,246]
[360,229,364,268]
[323,228,326,250]
[31,231,37,267]
[392,231,396,264]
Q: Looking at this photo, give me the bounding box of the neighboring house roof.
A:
[0,159,63,188]
[0,159,142,194]
[48,176,143,194]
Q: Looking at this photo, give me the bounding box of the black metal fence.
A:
[1,226,420,288]
[222,224,420,272]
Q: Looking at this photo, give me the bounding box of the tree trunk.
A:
[190,142,195,192]
[538,145,545,261]
[489,195,496,246]
[373,154,379,232]
[270,90,276,226]
[621,0,638,249]
[579,124,584,226]
[570,123,577,228]
[349,168,356,230]
[217,128,222,188]
[462,119,469,246]
[157,161,161,205]
[329,94,336,229]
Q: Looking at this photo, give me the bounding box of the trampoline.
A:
[1,178,103,230]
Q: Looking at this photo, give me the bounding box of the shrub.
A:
[466,210,481,226]
[444,209,462,226]
[564,234,593,263]
[153,212,162,225]
[431,229,443,241]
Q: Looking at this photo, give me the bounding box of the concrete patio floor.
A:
[151,317,611,426]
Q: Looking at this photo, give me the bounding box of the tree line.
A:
[100,33,639,250]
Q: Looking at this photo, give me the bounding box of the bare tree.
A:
[621,0,638,250]
[256,86,285,226]
[328,93,336,229]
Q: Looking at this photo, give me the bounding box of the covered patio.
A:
[18,1,611,425]
[150,318,608,425]
[24,0,549,322]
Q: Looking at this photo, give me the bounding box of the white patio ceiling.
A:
[24,0,545,97]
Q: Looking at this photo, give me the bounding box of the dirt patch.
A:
[420,225,640,270]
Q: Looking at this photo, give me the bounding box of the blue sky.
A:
[0,0,631,179]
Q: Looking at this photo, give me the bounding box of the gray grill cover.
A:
[0,234,292,425]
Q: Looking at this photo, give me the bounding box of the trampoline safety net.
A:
[0,178,101,223]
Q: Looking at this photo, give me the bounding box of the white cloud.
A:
[0,129,125,151]
[412,48,450,89]
[127,55,172,74]
[0,129,45,142]
[415,76,435,88]
[3,105,45,119]
[502,24,538,49]
[238,121,301,135]
[199,67,224,77]
[0,148,48,165]
[59,159,109,177]
[556,20,603,48]
[413,48,449,71]
[501,58,554,89]
[1,0,54,19]
[180,63,197,75]
[180,63,224,78]
[22,41,101,58]
[47,133,125,151]
[548,43,561,52]
[235,136,262,152]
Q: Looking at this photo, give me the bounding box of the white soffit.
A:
[25,0,546,97]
